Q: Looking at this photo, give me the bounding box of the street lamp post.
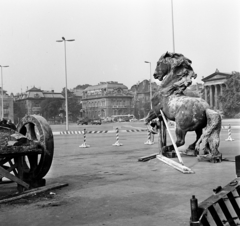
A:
[0,65,9,120]
[171,0,175,53]
[56,37,75,131]
[144,61,152,109]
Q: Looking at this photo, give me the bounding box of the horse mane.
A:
[158,52,197,95]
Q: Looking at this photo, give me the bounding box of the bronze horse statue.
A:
[145,52,221,156]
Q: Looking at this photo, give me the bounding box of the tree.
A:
[14,101,27,123]
[40,99,63,121]
[68,96,82,121]
[62,88,82,121]
[143,102,151,116]
[219,72,240,117]
[183,89,200,97]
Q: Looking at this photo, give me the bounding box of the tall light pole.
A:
[0,65,9,119]
[144,61,152,109]
[171,0,175,53]
[56,37,75,131]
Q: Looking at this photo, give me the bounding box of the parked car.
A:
[101,117,112,123]
[130,118,138,122]
[91,119,102,125]
[77,117,91,125]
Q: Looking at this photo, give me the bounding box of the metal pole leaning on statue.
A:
[158,120,166,154]
[158,121,163,154]
[157,110,194,174]
[160,110,184,164]
[79,128,90,148]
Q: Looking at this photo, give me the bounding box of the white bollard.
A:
[144,128,154,145]
[79,128,90,148]
[112,127,123,146]
[226,124,234,141]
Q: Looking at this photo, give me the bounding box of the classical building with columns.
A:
[202,69,229,110]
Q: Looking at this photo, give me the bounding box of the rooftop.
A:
[85,82,128,91]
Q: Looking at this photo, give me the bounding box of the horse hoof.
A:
[162,146,169,154]
[194,150,199,156]
[184,148,196,156]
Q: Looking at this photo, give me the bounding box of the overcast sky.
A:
[0,0,239,94]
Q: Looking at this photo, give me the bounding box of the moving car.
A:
[91,119,102,125]
[129,118,138,122]
[77,117,91,125]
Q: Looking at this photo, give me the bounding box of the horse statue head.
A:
[153,52,197,95]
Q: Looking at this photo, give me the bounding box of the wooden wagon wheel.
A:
[16,115,54,182]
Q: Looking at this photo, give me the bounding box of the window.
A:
[3,104,9,109]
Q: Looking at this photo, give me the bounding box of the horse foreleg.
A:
[187,128,202,155]
[162,128,186,154]
[175,128,187,148]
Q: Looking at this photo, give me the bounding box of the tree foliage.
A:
[219,72,240,117]
[62,88,82,121]
[40,99,63,120]
[183,89,200,97]
[68,96,82,121]
[14,101,27,123]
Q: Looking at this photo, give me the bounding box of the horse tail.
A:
[195,109,221,155]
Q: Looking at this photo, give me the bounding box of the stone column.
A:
[219,84,223,110]
[220,84,223,95]
[204,85,208,102]
[215,85,218,110]
[209,85,213,108]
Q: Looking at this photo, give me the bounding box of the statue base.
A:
[163,151,176,158]
[180,148,198,156]
[197,153,222,163]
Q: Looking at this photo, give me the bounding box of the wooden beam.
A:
[138,153,158,162]
[0,183,69,204]
[0,146,42,156]
[157,155,195,174]
[0,166,29,188]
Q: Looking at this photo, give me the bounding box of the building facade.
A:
[0,88,14,121]
[70,87,84,104]
[202,69,229,110]
[15,87,64,115]
[82,82,134,119]
[130,80,159,118]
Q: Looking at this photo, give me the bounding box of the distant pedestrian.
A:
[149,119,160,142]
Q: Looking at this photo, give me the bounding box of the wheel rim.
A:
[17,115,54,180]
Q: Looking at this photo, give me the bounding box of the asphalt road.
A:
[0,120,239,226]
